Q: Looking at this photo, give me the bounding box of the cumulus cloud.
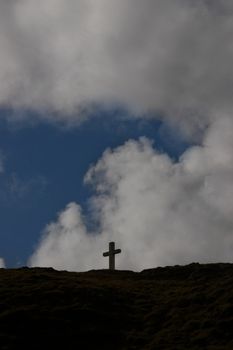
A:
[0,0,233,133]
[30,116,233,271]
[30,202,105,271]
[0,258,6,268]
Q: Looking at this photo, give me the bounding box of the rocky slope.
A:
[0,263,233,349]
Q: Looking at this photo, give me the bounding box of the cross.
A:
[103,242,121,270]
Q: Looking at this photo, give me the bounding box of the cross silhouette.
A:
[103,242,121,270]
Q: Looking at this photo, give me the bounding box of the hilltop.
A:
[0,263,233,349]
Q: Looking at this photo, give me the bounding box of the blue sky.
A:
[0,108,189,267]
[0,110,191,267]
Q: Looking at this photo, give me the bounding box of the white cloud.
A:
[29,202,106,271]
[30,116,233,271]
[0,1,233,134]
[0,258,6,268]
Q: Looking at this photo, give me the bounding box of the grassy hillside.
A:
[0,263,233,349]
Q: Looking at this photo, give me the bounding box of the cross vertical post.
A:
[103,242,121,270]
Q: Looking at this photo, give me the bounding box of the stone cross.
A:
[103,242,121,270]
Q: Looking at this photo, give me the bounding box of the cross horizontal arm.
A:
[103,252,110,257]
[114,249,121,255]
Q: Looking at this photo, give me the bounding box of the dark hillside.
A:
[0,263,233,349]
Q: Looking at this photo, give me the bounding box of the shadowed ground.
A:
[0,263,233,349]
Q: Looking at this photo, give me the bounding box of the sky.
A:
[0,0,233,271]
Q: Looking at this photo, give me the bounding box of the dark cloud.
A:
[0,1,232,135]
